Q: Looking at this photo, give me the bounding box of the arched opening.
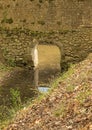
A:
[38,44,61,87]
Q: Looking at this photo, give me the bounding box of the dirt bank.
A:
[4,53,92,130]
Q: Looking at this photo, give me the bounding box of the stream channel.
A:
[0,45,60,106]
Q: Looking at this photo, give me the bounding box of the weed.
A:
[10,88,22,109]
[1,18,13,24]
[6,58,16,67]
[0,104,15,129]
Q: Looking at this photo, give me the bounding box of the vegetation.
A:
[0,53,91,130]
[0,88,22,129]
[1,18,13,24]
[10,88,22,109]
[54,102,66,117]
[0,0,92,129]
[2,54,91,130]
[0,88,46,129]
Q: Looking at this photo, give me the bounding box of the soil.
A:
[4,53,92,130]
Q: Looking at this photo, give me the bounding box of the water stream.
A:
[38,86,50,93]
[0,45,60,105]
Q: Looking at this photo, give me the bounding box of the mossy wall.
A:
[0,29,37,67]
[0,0,92,69]
[0,0,92,31]
[0,28,92,69]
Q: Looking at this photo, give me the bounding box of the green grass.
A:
[61,65,74,80]
[0,88,46,129]
[0,58,75,129]
[0,88,22,129]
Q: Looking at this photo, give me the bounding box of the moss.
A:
[38,21,45,25]
[1,18,13,24]
[39,0,43,3]
[57,21,61,25]
[31,22,35,25]
[48,0,54,3]
[7,5,10,8]
[6,58,16,67]
[16,3,19,6]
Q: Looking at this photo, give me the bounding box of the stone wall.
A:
[0,27,92,70]
[0,28,37,67]
[39,27,92,71]
[0,0,92,70]
[0,0,92,31]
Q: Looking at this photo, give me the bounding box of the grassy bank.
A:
[1,53,92,130]
[0,63,72,130]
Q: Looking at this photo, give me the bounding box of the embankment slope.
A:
[4,53,92,130]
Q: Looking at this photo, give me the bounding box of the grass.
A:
[0,63,75,130]
[76,86,92,104]
[66,85,75,93]
[1,61,88,129]
[0,46,76,129]
[0,44,61,129]
[0,88,22,129]
[0,71,61,129]
[0,105,17,129]
[52,66,75,117]
[0,87,47,129]
[61,64,74,80]
[54,102,66,117]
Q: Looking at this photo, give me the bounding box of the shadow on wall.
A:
[0,67,38,106]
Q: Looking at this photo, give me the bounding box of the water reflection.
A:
[0,45,60,106]
[0,68,38,106]
[38,86,50,93]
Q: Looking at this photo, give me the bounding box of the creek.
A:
[0,45,60,106]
